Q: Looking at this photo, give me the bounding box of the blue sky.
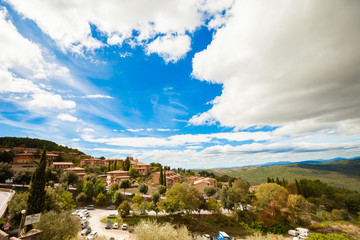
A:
[1,0,360,169]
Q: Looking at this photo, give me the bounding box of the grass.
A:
[203,159,360,192]
[100,216,123,225]
[120,214,252,238]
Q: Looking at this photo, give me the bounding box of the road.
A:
[0,189,14,217]
[84,208,132,239]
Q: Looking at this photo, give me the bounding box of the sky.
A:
[0,0,360,169]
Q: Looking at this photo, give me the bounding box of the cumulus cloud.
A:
[0,7,76,110]
[191,0,360,135]
[57,113,78,122]
[5,0,233,61]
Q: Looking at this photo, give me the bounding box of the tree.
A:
[157,184,166,195]
[139,183,149,195]
[96,192,107,205]
[94,179,106,197]
[27,147,47,217]
[83,180,95,201]
[76,192,87,205]
[108,183,119,197]
[8,192,29,218]
[232,178,250,205]
[118,200,131,217]
[204,186,216,197]
[163,168,167,187]
[0,162,13,182]
[119,179,131,195]
[0,150,14,163]
[124,157,130,171]
[61,171,79,189]
[159,167,163,185]
[13,170,31,186]
[255,183,289,207]
[219,186,234,211]
[44,187,62,212]
[46,168,59,183]
[129,166,138,177]
[285,194,310,226]
[151,192,160,204]
[207,198,222,214]
[134,219,193,240]
[35,210,80,240]
[61,191,75,211]
[228,178,232,187]
[112,190,124,205]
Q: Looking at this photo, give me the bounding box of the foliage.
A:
[219,186,234,211]
[157,185,166,195]
[112,190,124,205]
[151,192,160,204]
[124,157,130,171]
[61,191,75,211]
[255,183,289,207]
[132,194,144,204]
[207,198,222,214]
[61,171,78,187]
[0,137,84,154]
[285,194,311,226]
[13,170,31,186]
[83,180,95,201]
[44,187,62,212]
[204,186,216,197]
[138,183,148,194]
[129,166,139,177]
[119,179,131,194]
[76,192,87,205]
[0,162,13,182]
[307,233,349,240]
[94,179,106,197]
[27,147,47,215]
[8,191,29,218]
[244,232,286,240]
[133,219,193,240]
[35,210,80,240]
[0,150,14,163]
[108,183,119,197]
[118,200,131,217]
[83,173,98,183]
[45,168,59,183]
[159,166,163,185]
[95,192,107,205]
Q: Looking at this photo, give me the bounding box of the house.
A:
[106,170,131,186]
[249,185,259,193]
[80,158,105,165]
[63,167,86,179]
[152,171,181,188]
[187,176,217,194]
[132,162,151,175]
[12,154,38,171]
[51,162,73,169]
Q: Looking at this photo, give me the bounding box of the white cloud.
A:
[83,128,95,133]
[57,113,78,122]
[5,0,233,61]
[146,34,191,63]
[83,94,113,99]
[191,0,360,136]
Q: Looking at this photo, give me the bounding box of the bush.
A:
[96,192,107,205]
[307,233,349,240]
[76,192,87,205]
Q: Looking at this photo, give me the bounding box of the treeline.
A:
[198,170,236,183]
[0,137,84,154]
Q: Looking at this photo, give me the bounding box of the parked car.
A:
[106,205,116,210]
[87,231,98,239]
[113,222,119,229]
[81,227,91,235]
[109,238,115,240]
[107,214,116,218]
[128,226,134,233]
[105,220,111,229]
[80,212,90,217]
[121,223,127,230]
[78,210,88,216]
[203,234,211,239]
[85,205,95,210]
[72,210,80,215]
[81,220,89,229]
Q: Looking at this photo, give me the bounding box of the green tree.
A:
[163,168,167,187]
[157,185,166,195]
[129,166,138,177]
[44,187,62,212]
[285,194,310,225]
[151,192,160,204]
[35,210,80,240]
[8,192,29,218]
[207,197,222,214]
[112,190,124,205]
[0,150,14,163]
[83,180,95,201]
[159,167,163,185]
[0,162,13,182]
[13,170,31,186]
[119,179,131,195]
[61,191,75,211]
[96,192,107,205]
[76,192,87,205]
[61,171,79,189]
[219,186,234,211]
[108,183,119,197]
[118,200,131,217]
[27,147,47,216]
[124,157,130,171]
[94,179,106,197]
[139,183,149,195]
[204,186,216,197]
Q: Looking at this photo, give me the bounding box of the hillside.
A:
[0,137,84,154]
[206,159,360,192]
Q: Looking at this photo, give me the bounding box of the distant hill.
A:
[0,137,84,154]
[205,159,360,192]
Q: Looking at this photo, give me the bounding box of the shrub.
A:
[307,233,349,240]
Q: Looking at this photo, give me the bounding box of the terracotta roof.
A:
[53,162,73,165]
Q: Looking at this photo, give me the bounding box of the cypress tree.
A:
[163,168,166,187]
[27,147,47,227]
[228,178,232,187]
[276,177,280,185]
[107,162,111,171]
[295,179,302,195]
[267,177,271,183]
[282,178,286,186]
[159,167,163,185]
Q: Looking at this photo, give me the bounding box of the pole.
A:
[18,210,26,237]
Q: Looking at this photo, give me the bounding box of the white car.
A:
[72,210,80,215]
[113,222,119,229]
[203,234,211,239]
[78,210,88,216]
[87,231,98,239]
[80,212,90,217]
[122,223,127,230]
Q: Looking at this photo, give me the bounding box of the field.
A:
[205,159,360,192]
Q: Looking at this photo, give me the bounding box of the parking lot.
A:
[79,208,132,239]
